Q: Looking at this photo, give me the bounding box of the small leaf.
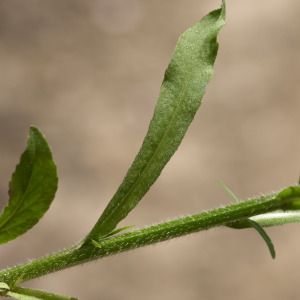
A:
[245,219,276,259]
[92,225,134,249]
[98,225,134,240]
[11,287,78,300]
[218,180,276,259]
[86,1,226,241]
[6,291,39,300]
[91,239,102,248]
[0,127,58,244]
[217,180,239,203]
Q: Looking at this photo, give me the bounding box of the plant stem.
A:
[0,191,291,286]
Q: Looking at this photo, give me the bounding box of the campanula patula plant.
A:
[0,2,299,299]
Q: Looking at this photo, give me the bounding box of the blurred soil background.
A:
[0,0,300,299]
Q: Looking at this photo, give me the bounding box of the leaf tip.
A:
[221,0,226,17]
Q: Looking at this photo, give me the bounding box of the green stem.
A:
[0,192,291,286]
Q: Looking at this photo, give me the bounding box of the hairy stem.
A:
[0,191,291,287]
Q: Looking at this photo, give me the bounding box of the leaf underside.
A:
[87,1,226,240]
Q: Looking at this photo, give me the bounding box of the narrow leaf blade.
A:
[6,291,39,300]
[0,127,58,244]
[87,2,226,239]
[11,287,78,300]
[246,219,276,259]
[217,180,239,203]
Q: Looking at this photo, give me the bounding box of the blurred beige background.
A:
[1,0,300,299]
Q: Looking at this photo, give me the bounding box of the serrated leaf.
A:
[0,127,58,244]
[86,1,226,240]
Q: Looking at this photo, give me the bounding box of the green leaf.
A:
[6,291,39,300]
[217,180,239,203]
[86,1,226,241]
[245,218,276,259]
[9,287,78,300]
[98,225,134,240]
[218,180,276,259]
[250,210,300,227]
[1,285,39,300]
[0,127,58,245]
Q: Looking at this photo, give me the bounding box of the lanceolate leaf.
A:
[245,218,276,259]
[86,1,226,240]
[0,127,58,244]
